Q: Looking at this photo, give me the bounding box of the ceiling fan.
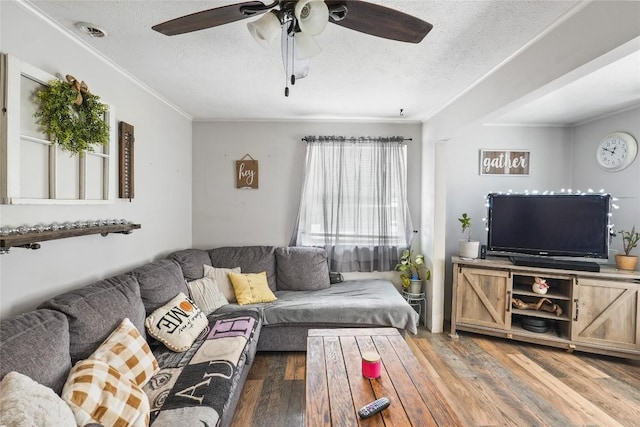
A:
[152,1,433,96]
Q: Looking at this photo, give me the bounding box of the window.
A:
[1,54,115,204]
[291,136,413,271]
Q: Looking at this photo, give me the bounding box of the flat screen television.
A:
[486,193,611,259]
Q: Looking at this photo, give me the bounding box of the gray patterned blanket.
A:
[144,310,259,426]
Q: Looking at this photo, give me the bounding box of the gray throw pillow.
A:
[209,246,277,291]
[0,309,72,395]
[275,247,330,291]
[167,249,212,281]
[130,259,189,314]
[38,274,146,363]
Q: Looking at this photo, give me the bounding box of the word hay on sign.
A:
[236,154,258,189]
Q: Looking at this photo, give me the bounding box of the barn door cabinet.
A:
[572,278,639,352]
[454,267,512,331]
[451,257,640,359]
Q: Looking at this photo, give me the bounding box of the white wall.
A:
[571,107,640,255]
[440,125,572,319]
[192,120,422,283]
[0,2,193,319]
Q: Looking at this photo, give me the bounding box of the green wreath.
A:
[34,77,109,155]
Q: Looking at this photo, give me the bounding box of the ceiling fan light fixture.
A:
[247,10,281,49]
[295,32,322,59]
[295,0,329,36]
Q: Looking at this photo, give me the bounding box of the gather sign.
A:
[480,150,530,175]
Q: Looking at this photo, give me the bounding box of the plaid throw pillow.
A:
[62,359,150,427]
[90,318,159,387]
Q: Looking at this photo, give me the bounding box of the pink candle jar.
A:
[362,351,381,379]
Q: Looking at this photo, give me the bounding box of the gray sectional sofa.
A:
[0,245,418,426]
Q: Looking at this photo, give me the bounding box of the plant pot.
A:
[408,279,423,294]
[615,254,638,271]
[458,240,480,259]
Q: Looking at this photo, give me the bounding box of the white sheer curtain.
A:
[290,136,414,272]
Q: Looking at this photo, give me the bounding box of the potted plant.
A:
[394,249,431,294]
[615,225,639,271]
[458,213,480,259]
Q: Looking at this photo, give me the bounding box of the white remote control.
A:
[357,397,391,419]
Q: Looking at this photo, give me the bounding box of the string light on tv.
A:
[482,189,617,234]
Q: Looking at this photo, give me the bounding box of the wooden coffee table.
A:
[305,328,461,426]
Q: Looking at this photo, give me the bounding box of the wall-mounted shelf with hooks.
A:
[0,223,141,254]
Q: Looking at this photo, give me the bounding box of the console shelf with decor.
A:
[0,223,140,253]
[451,256,640,360]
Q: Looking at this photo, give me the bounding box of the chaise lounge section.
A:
[168,246,419,351]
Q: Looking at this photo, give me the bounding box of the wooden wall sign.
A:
[236,154,258,189]
[480,150,530,176]
[119,121,135,199]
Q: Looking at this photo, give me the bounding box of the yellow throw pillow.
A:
[228,272,277,305]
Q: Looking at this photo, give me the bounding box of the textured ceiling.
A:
[26,0,637,123]
[493,50,640,126]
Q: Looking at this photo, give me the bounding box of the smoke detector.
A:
[76,22,107,38]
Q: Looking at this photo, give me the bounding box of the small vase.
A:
[458,240,480,259]
[408,279,422,294]
[615,254,638,271]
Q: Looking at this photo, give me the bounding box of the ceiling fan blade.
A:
[325,0,433,43]
[152,1,269,36]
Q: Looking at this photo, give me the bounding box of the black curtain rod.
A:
[301,136,412,143]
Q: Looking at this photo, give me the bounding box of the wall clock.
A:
[596,131,637,171]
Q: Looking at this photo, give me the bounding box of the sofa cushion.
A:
[187,275,229,315]
[263,279,419,334]
[275,246,330,291]
[130,259,189,314]
[203,264,241,303]
[209,246,277,291]
[62,359,150,427]
[39,274,146,364]
[0,309,71,395]
[89,318,159,387]
[229,272,278,305]
[144,293,208,352]
[0,371,76,427]
[167,249,212,281]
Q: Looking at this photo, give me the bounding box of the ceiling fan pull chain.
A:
[291,30,296,87]
[284,27,290,97]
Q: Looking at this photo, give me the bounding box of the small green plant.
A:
[620,226,640,256]
[34,78,109,155]
[394,250,430,288]
[459,213,473,241]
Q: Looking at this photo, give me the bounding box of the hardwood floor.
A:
[230,329,640,426]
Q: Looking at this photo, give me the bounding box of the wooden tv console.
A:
[451,256,640,359]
